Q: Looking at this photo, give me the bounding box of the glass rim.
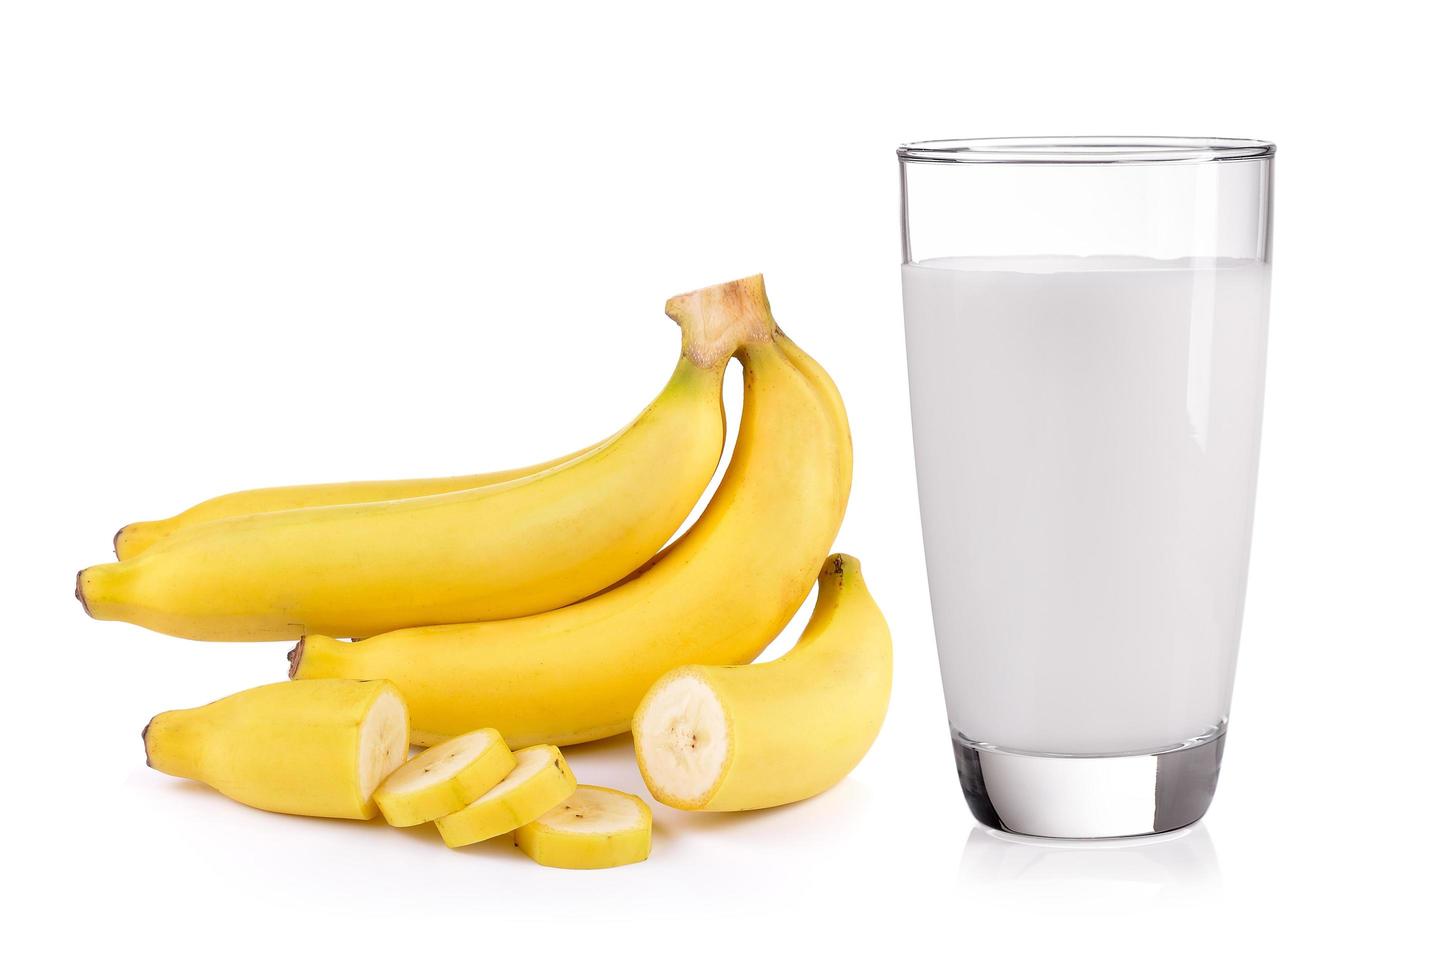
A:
[897,136,1275,165]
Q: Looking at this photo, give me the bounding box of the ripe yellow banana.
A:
[113,444,599,560]
[515,785,652,869]
[633,553,891,811]
[144,679,409,820]
[77,319,732,640]
[291,274,852,749]
[372,728,516,827]
[435,744,577,847]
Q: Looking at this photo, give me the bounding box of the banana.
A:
[435,744,577,848]
[633,553,891,811]
[515,785,652,869]
[373,728,515,827]
[113,444,599,560]
[144,679,409,820]
[76,313,734,641]
[291,274,852,748]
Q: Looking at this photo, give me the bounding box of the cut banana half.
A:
[373,728,515,827]
[515,785,652,870]
[633,553,891,812]
[143,679,409,820]
[434,744,576,848]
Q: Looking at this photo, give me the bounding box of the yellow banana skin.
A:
[633,554,892,812]
[77,352,726,640]
[113,444,599,560]
[292,275,852,749]
[143,679,409,819]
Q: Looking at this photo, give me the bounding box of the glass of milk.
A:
[899,137,1274,838]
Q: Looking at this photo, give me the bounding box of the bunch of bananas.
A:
[80,275,892,869]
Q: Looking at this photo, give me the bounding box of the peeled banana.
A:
[113,443,599,560]
[515,785,652,869]
[435,744,577,847]
[373,728,515,827]
[144,679,409,819]
[77,315,731,640]
[292,275,852,749]
[633,553,891,811]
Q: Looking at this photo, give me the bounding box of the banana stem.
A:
[666,274,778,367]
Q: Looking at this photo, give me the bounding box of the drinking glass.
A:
[899,137,1274,838]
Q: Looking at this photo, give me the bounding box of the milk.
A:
[902,256,1269,755]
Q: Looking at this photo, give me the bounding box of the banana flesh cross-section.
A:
[434,744,577,848]
[633,554,891,812]
[515,785,652,870]
[373,728,516,827]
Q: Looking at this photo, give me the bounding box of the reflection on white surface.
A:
[957,823,1221,909]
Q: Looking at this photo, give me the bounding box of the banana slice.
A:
[434,744,576,848]
[515,785,652,869]
[373,728,515,827]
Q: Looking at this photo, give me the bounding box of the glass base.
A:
[952,725,1226,839]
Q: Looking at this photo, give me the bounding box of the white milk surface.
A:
[902,256,1270,755]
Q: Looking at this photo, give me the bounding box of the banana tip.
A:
[287,638,304,679]
[74,569,92,618]
[141,719,153,768]
[112,526,125,558]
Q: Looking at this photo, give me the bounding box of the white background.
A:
[4,1,1433,975]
